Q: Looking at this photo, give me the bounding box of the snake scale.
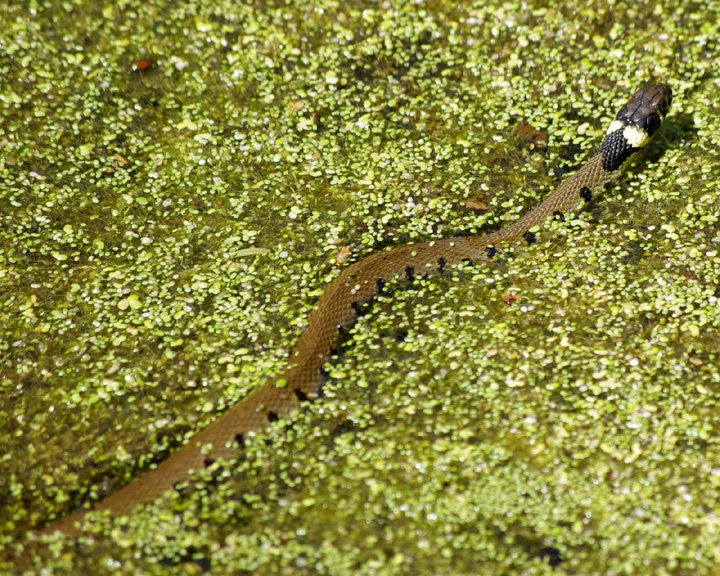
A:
[36,84,672,539]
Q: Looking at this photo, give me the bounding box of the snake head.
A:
[598,84,671,172]
[618,83,672,139]
[606,84,672,147]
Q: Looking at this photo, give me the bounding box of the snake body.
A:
[39,84,671,537]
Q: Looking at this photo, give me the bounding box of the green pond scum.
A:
[1,0,720,574]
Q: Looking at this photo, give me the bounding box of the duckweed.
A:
[2,0,720,574]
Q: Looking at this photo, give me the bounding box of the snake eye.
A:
[641,113,662,138]
[659,89,672,116]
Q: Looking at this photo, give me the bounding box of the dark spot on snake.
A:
[437,256,446,272]
[405,266,415,281]
[523,231,537,245]
[294,388,309,402]
[235,434,245,448]
[203,457,215,468]
[579,186,592,202]
[552,211,565,221]
[461,257,475,267]
[267,411,279,423]
[376,278,386,292]
[485,246,497,259]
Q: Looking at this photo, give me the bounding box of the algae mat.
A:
[1,0,720,574]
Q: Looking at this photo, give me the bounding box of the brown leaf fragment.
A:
[517,121,548,145]
[336,245,351,264]
[463,200,488,211]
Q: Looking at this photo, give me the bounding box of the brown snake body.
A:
[35,84,672,539]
